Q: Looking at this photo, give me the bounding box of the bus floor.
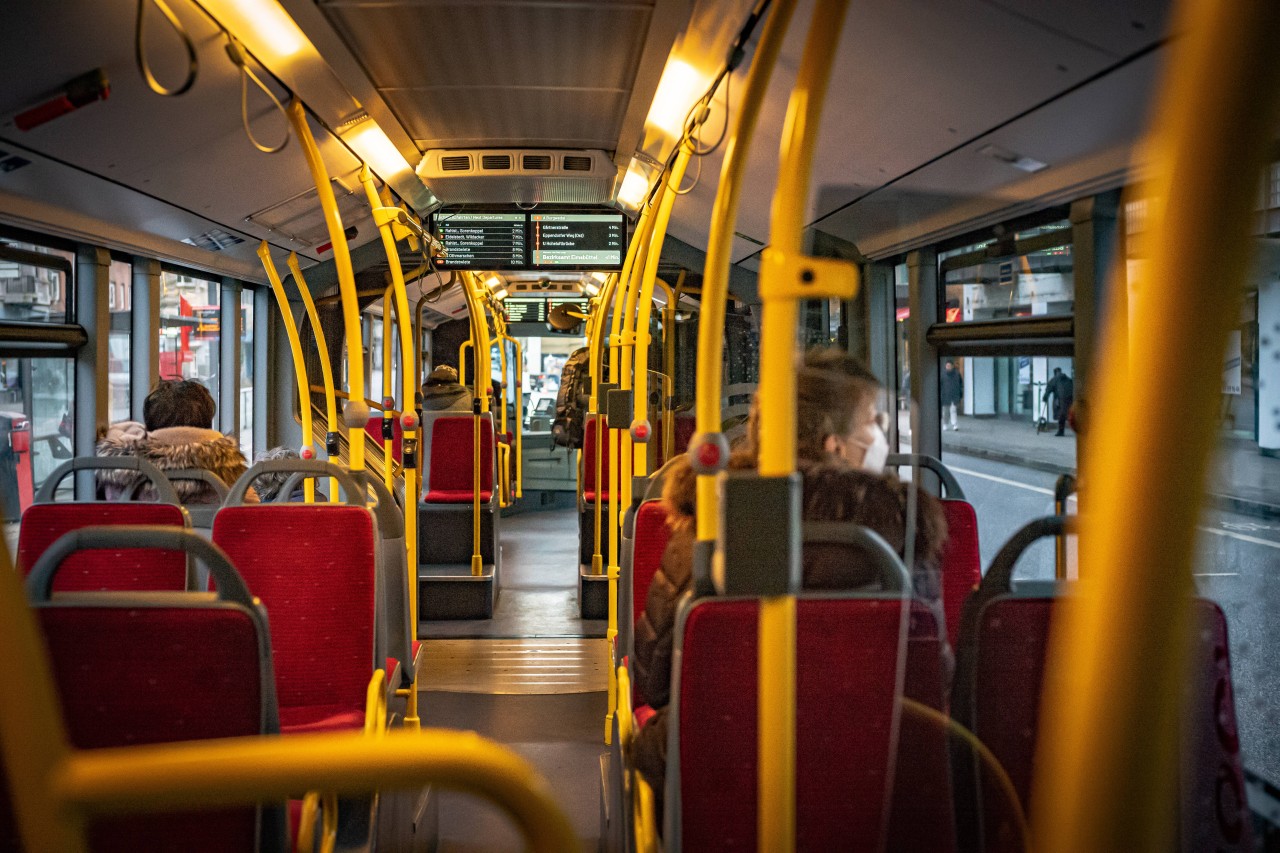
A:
[417,506,609,850]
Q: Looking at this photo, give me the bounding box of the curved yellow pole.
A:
[288,253,340,503]
[656,276,678,464]
[458,339,472,386]
[287,100,366,474]
[458,273,492,576]
[697,0,798,545]
[380,283,396,492]
[756,2,850,850]
[258,243,316,503]
[360,169,423,731]
[500,331,523,499]
[1032,1,1280,850]
[633,143,692,480]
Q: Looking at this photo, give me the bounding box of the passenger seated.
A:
[629,348,949,821]
[251,447,324,502]
[96,379,255,503]
[421,365,474,412]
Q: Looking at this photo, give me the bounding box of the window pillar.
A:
[220,277,241,436]
[907,248,941,491]
[131,257,161,420]
[254,285,270,454]
[74,246,110,498]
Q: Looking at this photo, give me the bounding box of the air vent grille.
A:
[522,154,552,170]
[441,155,472,171]
[562,155,592,171]
[481,154,512,170]
[182,228,246,252]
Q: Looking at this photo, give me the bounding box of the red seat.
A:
[17,502,189,591]
[630,501,671,629]
[213,505,379,735]
[939,499,981,648]
[423,416,494,504]
[672,596,952,851]
[582,415,612,502]
[365,413,403,463]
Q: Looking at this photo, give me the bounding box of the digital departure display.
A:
[436,212,527,270]
[503,298,547,324]
[431,208,627,271]
[530,213,626,267]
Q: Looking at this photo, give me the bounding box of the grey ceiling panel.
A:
[388,87,627,149]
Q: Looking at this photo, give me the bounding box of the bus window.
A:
[159,271,220,403]
[0,356,73,552]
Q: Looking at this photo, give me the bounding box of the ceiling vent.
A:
[417,149,616,205]
[182,228,246,252]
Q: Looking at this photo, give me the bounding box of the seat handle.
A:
[37,456,180,504]
[801,521,912,592]
[225,458,364,506]
[884,453,965,500]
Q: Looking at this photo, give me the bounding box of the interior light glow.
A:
[344,120,413,181]
[645,59,705,138]
[492,287,509,301]
[484,274,506,292]
[617,161,651,211]
[581,278,600,296]
[199,0,308,61]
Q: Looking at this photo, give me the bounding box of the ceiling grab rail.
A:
[258,243,317,502]
[361,169,424,731]
[286,99,368,475]
[287,252,340,501]
[752,0,855,849]
[1030,1,1280,850]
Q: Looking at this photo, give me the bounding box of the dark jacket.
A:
[629,459,951,805]
[940,368,964,406]
[422,382,473,412]
[1044,373,1074,419]
[96,421,255,504]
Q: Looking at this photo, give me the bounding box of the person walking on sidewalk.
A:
[941,360,963,431]
[1044,367,1074,436]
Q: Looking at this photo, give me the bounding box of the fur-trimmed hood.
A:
[96,422,251,504]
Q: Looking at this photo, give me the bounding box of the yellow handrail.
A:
[754,2,852,850]
[287,99,367,474]
[360,168,423,731]
[457,272,492,576]
[655,274,678,464]
[288,253,340,502]
[258,242,316,503]
[458,339,472,386]
[380,283,396,492]
[0,530,579,852]
[1031,1,1280,850]
[695,0,797,547]
[499,330,523,498]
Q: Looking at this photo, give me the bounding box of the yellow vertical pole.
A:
[495,334,510,506]
[655,276,678,465]
[633,143,692,481]
[755,3,849,851]
[458,340,471,387]
[458,273,491,576]
[258,243,316,503]
[287,100,367,476]
[381,283,396,492]
[1032,1,1280,850]
[288,253,340,502]
[504,333,524,498]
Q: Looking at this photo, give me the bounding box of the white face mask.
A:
[858,426,889,474]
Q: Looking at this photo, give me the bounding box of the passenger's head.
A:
[1053,367,1062,376]
[944,360,955,372]
[252,447,300,502]
[426,365,459,386]
[143,380,216,431]
[794,349,886,470]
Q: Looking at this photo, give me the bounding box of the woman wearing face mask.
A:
[630,349,950,820]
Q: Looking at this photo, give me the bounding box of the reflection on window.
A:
[159,271,219,404]
[941,223,1073,323]
[0,239,73,325]
[109,259,131,423]
[240,288,254,452]
[0,357,74,552]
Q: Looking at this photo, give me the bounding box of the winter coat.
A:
[940,369,964,406]
[630,460,951,807]
[1044,373,1074,420]
[96,421,255,504]
[422,383,473,412]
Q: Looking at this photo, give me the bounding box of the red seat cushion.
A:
[39,605,265,851]
[582,489,610,502]
[424,488,494,504]
[17,503,188,591]
[424,416,494,500]
[214,506,377,723]
[939,499,981,648]
[279,705,367,734]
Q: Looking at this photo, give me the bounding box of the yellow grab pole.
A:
[458,273,491,576]
[633,143,692,481]
[1032,1,1280,850]
[458,339,471,386]
[288,253,340,502]
[287,99,367,475]
[258,244,316,503]
[380,283,395,492]
[696,0,797,545]
[654,275,678,465]
[755,2,850,851]
[360,170,423,730]
[503,332,524,498]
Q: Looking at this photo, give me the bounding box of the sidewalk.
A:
[898,411,1280,519]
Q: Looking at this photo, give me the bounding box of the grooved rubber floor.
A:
[418,638,609,694]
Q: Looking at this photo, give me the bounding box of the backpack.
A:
[551,347,593,448]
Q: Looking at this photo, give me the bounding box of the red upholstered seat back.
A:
[677,597,933,851]
[427,416,494,496]
[939,499,981,647]
[970,596,1054,851]
[16,503,188,591]
[631,501,670,629]
[38,604,266,851]
[582,415,612,499]
[213,506,377,718]
[365,413,403,463]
